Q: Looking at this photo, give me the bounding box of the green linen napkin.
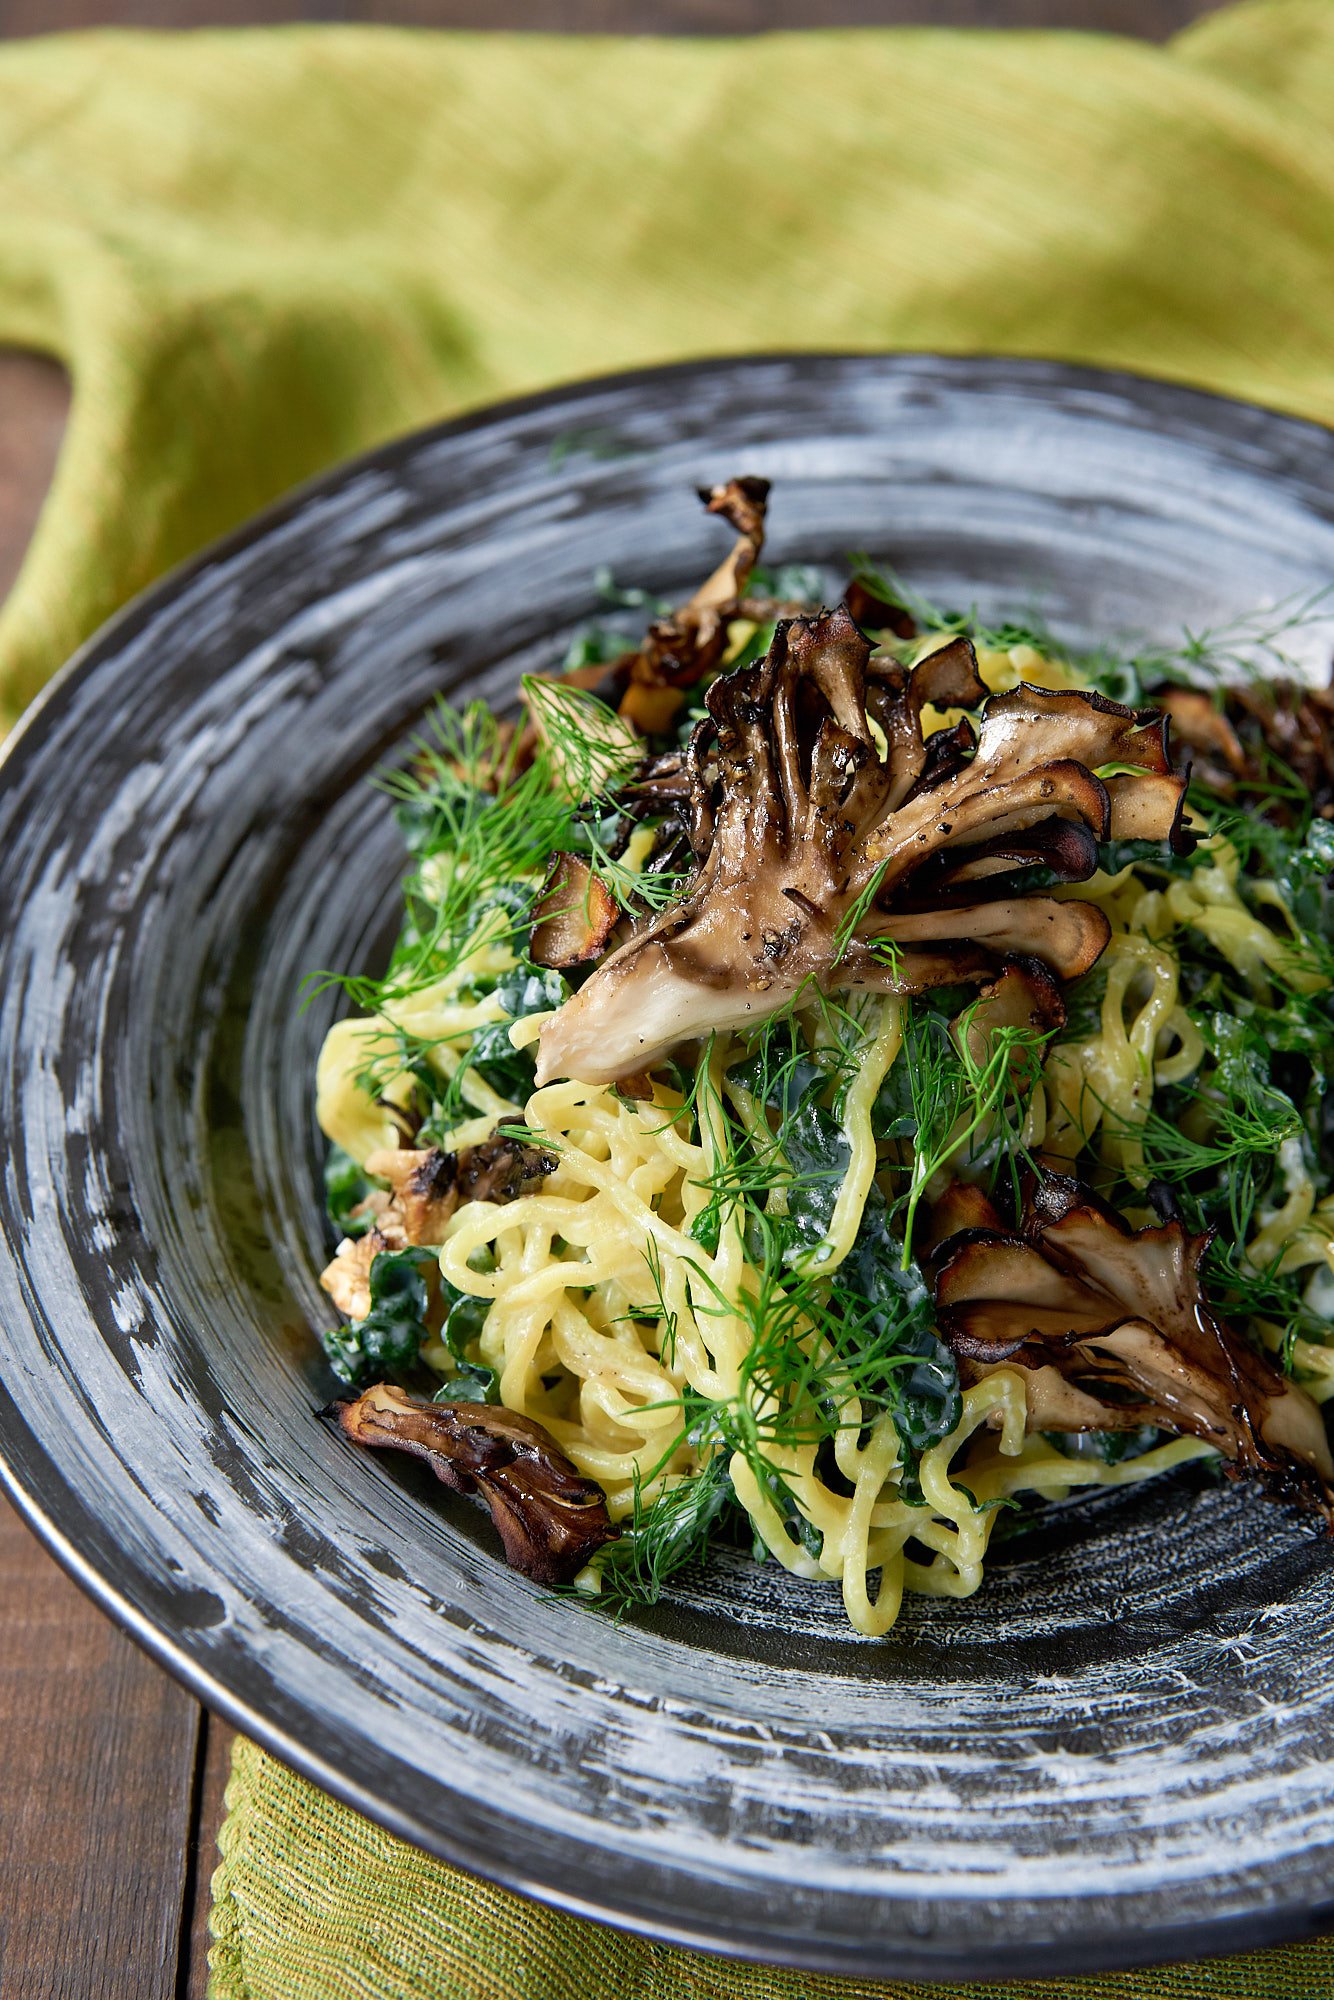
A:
[214,1740,1334,2000]
[4,5,1334,1995]
[2,2,1334,729]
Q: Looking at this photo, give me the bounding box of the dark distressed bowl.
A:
[3,356,1334,1984]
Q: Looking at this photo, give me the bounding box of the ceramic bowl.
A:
[4,355,1334,1980]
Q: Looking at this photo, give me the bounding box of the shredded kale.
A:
[321,1247,436,1388]
[431,1284,497,1403]
[324,1143,382,1240]
[462,959,568,1104]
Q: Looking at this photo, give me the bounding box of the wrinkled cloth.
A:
[2,2,1334,730]
[4,6,1334,1995]
[213,1737,1334,2000]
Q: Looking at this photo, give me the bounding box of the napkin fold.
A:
[3,3,1334,1996]
[2,0,1334,734]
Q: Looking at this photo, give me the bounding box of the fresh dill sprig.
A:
[1075,586,1334,705]
[683,1005,962,1461]
[1087,981,1328,1371]
[568,800,693,915]
[307,701,576,1019]
[584,1455,735,1609]
[520,676,642,803]
[896,1000,1046,1266]
[683,1214,924,1449]
[611,1207,927,1575]
[587,1003,962,1572]
[1129,1081,1302,1220]
[1125,1080,1325,1372]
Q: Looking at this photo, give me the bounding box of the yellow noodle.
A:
[315,650,1334,1637]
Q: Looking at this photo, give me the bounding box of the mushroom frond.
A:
[536,608,1190,1087]
[530,852,620,969]
[933,1170,1334,1524]
[612,475,770,733]
[333,1384,616,1583]
[320,1132,556,1313]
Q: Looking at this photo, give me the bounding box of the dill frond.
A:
[896,1000,1045,1266]
[585,1455,735,1609]
[521,676,642,803]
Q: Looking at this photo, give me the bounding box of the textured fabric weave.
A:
[3,4,1334,1995]
[214,1740,1334,1999]
[2,3,1334,729]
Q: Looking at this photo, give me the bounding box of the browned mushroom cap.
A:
[536,609,1188,1086]
[1155,689,1247,792]
[530,853,620,970]
[919,1183,1005,1262]
[1164,674,1334,826]
[618,476,770,719]
[868,637,989,813]
[456,1133,559,1204]
[333,1134,556,1280]
[334,1384,616,1584]
[952,957,1066,1077]
[934,1170,1334,1524]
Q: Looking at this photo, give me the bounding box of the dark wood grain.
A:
[185,1715,239,2000]
[0,1493,202,2000]
[0,0,1226,38]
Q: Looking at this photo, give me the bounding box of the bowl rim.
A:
[3,349,1334,1983]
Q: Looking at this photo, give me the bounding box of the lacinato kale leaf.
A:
[840,1224,961,1456]
[324,1143,383,1240]
[438,957,570,1125]
[321,1246,435,1387]
[434,1362,498,1403]
[433,1283,498,1403]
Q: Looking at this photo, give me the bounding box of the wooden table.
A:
[0,3,1223,1990]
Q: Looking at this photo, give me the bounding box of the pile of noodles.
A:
[317,641,1334,1636]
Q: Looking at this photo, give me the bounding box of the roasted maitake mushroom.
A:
[333,1384,616,1583]
[619,476,770,712]
[933,1171,1334,1522]
[1160,674,1334,824]
[530,852,620,970]
[320,1131,555,1318]
[536,607,1190,1086]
